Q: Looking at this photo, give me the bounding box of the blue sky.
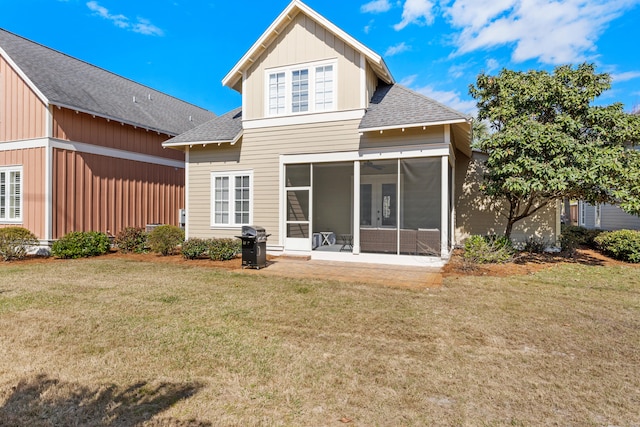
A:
[1,0,639,116]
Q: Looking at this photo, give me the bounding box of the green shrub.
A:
[51,231,111,259]
[208,238,241,261]
[181,238,209,260]
[114,227,148,253]
[148,225,184,256]
[523,236,548,254]
[0,227,39,261]
[594,229,640,263]
[559,225,602,253]
[463,234,514,264]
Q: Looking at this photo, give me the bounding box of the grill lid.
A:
[240,225,269,241]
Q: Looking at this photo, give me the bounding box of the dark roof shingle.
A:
[359,84,470,130]
[0,28,215,135]
[164,108,243,145]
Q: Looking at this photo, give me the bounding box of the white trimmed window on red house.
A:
[0,166,22,222]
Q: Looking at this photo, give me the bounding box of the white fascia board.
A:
[51,102,176,137]
[0,46,49,106]
[358,118,469,134]
[222,0,393,89]
[163,139,231,148]
[162,132,243,149]
[0,138,49,151]
[51,138,185,169]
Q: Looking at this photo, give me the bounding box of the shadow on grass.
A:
[0,374,211,426]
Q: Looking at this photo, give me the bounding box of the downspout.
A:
[44,104,53,242]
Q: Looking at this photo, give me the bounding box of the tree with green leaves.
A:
[469,63,640,239]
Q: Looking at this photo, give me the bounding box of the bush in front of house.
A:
[594,229,640,263]
[463,234,514,264]
[559,225,602,254]
[148,225,184,256]
[114,227,148,253]
[0,227,40,261]
[207,238,241,261]
[51,231,111,259]
[522,236,549,254]
[181,238,209,260]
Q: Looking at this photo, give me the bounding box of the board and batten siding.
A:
[455,151,558,243]
[243,12,362,120]
[52,149,184,239]
[52,108,183,161]
[187,120,450,245]
[0,55,48,142]
[0,147,46,238]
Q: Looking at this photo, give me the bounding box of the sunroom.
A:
[279,122,468,266]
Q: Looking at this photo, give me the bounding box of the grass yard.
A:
[0,256,639,426]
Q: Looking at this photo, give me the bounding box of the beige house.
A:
[164,0,559,265]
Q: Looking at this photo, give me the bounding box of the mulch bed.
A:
[443,247,634,277]
[6,248,636,279]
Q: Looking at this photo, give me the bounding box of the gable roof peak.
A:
[222,1,393,91]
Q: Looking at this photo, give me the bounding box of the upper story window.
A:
[266,60,336,117]
[268,72,286,115]
[0,166,22,222]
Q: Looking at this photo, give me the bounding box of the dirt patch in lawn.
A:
[443,247,634,278]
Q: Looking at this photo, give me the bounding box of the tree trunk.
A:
[504,219,515,240]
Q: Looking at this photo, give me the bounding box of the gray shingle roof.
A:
[359,84,470,130]
[0,28,215,135]
[164,108,243,145]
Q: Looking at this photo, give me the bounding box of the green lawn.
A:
[0,257,639,426]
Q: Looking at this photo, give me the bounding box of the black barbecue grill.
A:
[236,226,270,269]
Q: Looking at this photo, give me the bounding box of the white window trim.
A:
[595,203,602,229]
[579,201,586,226]
[210,170,253,228]
[0,165,23,223]
[264,59,337,117]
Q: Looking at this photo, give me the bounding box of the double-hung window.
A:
[211,171,253,227]
[0,166,22,222]
[314,65,334,111]
[266,60,336,116]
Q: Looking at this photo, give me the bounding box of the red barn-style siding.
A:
[0,147,46,238]
[52,108,183,161]
[52,149,184,239]
[0,55,47,141]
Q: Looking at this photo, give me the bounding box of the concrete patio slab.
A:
[239,256,442,289]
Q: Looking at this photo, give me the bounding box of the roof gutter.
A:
[162,130,243,149]
[358,118,470,134]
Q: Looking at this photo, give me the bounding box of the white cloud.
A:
[364,19,375,34]
[399,74,418,86]
[414,85,477,115]
[611,71,640,83]
[361,0,392,13]
[486,58,500,73]
[444,0,638,65]
[385,42,411,56]
[394,0,436,30]
[133,18,164,36]
[86,1,164,36]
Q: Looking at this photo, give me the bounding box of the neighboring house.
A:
[0,29,215,243]
[578,202,640,231]
[163,0,558,265]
